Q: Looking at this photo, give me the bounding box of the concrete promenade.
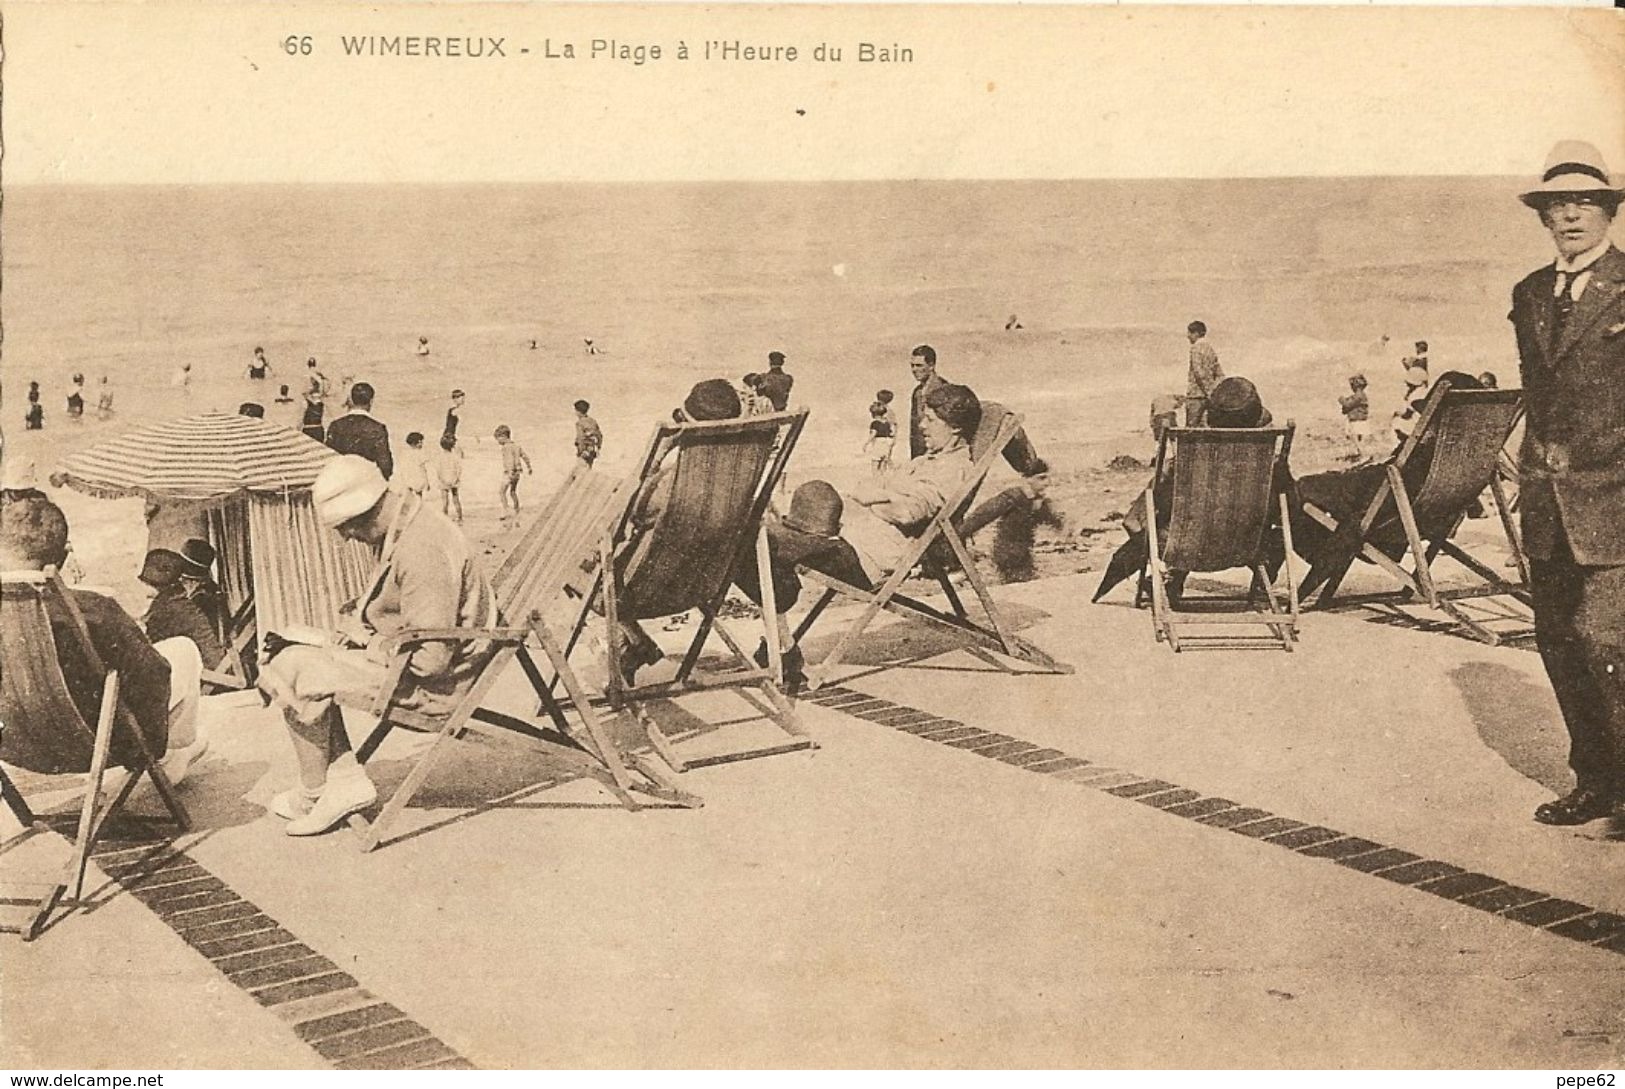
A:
[3,572,1622,1069]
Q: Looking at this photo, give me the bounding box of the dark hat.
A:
[768,351,786,367]
[138,540,214,588]
[238,402,266,418]
[782,481,843,538]
[681,378,742,422]
[1414,340,1428,353]
[1205,376,1270,428]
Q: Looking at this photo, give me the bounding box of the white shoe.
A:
[284,773,377,837]
[268,787,319,821]
[159,733,210,787]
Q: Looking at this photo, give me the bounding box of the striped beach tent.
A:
[51,412,372,635]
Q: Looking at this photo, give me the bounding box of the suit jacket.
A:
[325,411,394,479]
[51,589,172,768]
[1511,243,1625,565]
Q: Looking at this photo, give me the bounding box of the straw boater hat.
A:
[311,455,389,528]
[1520,141,1625,209]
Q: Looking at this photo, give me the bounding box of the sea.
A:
[0,176,1563,506]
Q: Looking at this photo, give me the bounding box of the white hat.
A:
[311,455,388,528]
[1520,140,1625,208]
[2,456,38,491]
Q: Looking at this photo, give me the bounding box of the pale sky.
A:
[4,2,1622,183]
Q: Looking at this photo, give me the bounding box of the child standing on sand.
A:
[1338,374,1372,463]
[863,389,898,475]
[435,432,464,524]
[494,425,534,524]
[398,432,429,497]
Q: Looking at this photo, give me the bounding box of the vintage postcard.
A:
[1,0,1624,1073]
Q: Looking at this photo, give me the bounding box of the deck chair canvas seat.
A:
[0,570,190,940]
[1298,386,1530,645]
[1139,425,1299,652]
[323,466,700,853]
[592,410,815,773]
[792,411,1074,689]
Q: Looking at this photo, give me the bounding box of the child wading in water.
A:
[493,425,534,525]
[436,432,464,523]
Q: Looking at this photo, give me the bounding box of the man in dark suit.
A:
[324,380,394,479]
[1510,140,1625,826]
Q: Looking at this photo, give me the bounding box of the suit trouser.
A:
[1530,539,1625,797]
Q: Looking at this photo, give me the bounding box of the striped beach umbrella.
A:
[51,412,337,501]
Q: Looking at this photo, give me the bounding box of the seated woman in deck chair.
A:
[1092,376,1287,602]
[0,492,210,786]
[257,456,497,837]
[1289,371,1484,578]
[138,540,228,672]
[611,378,749,685]
[730,383,983,684]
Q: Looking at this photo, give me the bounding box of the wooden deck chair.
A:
[1300,386,1530,645]
[333,468,699,853]
[201,594,258,693]
[0,570,190,940]
[795,411,1074,690]
[594,411,814,773]
[1140,426,1299,652]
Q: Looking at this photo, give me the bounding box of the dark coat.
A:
[145,586,227,670]
[1511,243,1625,565]
[325,411,394,479]
[50,589,172,767]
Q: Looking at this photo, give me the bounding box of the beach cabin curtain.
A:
[246,494,373,633]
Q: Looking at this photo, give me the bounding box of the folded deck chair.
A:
[1140,425,1299,652]
[0,570,190,940]
[593,410,814,773]
[1299,387,1530,645]
[333,467,699,853]
[794,411,1074,689]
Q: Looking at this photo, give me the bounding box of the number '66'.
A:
[283,35,312,55]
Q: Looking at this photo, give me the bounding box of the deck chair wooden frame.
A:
[1300,387,1530,645]
[325,468,699,853]
[201,594,257,693]
[1139,425,1299,652]
[592,410,815,773]
[1,569,190,940]
[793,412,1074,690]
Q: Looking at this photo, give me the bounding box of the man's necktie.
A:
[1552,272,1575,347]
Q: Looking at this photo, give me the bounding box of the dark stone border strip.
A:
[77,833,477,1069]
[803,684,1625,958]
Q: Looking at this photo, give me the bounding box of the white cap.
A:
[311,455,388,527]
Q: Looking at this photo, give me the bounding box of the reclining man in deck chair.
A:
[1289,371,1485,589]
[730,383,984,684]
[257,455,497,837]
[1092,376,1287,602]
[0,492,211,787]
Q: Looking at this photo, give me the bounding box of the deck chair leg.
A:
[352,721,460,853]
[637,704,688,774]
[1144,490,1174,647]
[792,588,837,645]
[755,525,785,685]
[1280,495,1301,639]
[708,617,810,740]
[525,625,643,801]
[1491,476,1531,588]
[1254,565,1293,652]
[1,766,39,828]
[807,565,911,689]
[65,682,122,901]
[1387,464,1438,606]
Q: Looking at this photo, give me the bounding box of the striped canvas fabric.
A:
[52,412,338,502]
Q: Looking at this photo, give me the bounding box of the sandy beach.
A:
[1,177,1545,610]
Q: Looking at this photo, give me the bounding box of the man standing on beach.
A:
[300,357,329,442]
[758,351,794,412]
[324,381,393,479]
[1184,321,1224,426]
[1509,140,1625,826]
